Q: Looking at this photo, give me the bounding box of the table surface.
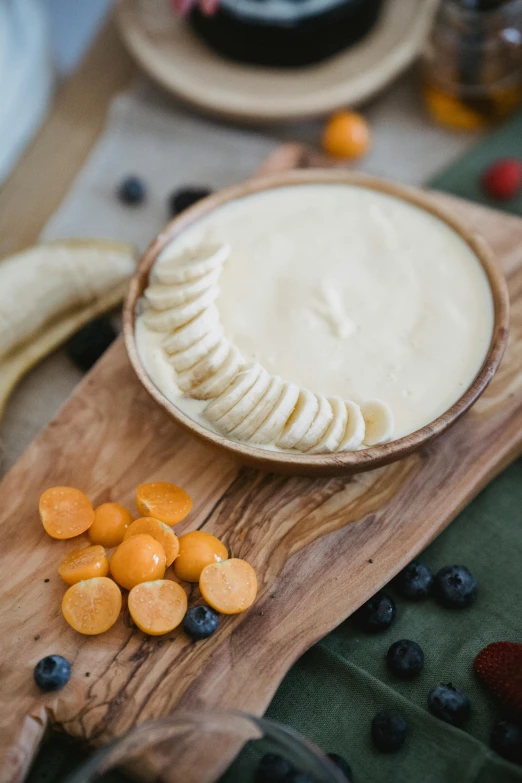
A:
[2,16,520,783]
[0,15,480,473]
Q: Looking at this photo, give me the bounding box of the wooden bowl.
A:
[124,171,509,476]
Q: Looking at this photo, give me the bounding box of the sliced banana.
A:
[162,305,220,355]
[249,383,300,445]
[338,401,366,451]
[361,399,395,446]
[276,388,319,450]
[154,243,229,284]
[293,394,334,452]
[204,362,262,424]
[308,396,348,454]
[229,376,285,441]
[143,285,219,332]
[214,368,272,434]
[144,267,221,310]
[167,326,224,372]
[190,345,246,400]
[175,338,231,393]
[139,239,397,454]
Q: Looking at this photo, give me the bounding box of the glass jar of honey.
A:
[422,0,522,130]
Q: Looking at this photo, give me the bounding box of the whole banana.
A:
[0,239,136,419]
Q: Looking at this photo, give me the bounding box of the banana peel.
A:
[0,239,136,421]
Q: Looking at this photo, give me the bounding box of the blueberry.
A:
[254,753,295,783]
[326,753,352,781]
[66,317,117,372]
[169,187,212,217]
[183,605,219,641]
[386,639,424,679]
[434,565,477,608]
[396,561,433,600]
[490,719,522,765]
[117,176,146,205]
[371,710,407,753]
[354,592,396,633]
[34,655,71,691]
[428,683,470,726]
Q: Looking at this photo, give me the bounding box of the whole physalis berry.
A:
[474,641,522,717]
[174,530,228,583]
[322,110,371,160]
[124,517,179,566]
[482,159,522,201]
[110,534,166,590]
[89,502,133,547]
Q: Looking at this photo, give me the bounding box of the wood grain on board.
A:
[1,185,522,781]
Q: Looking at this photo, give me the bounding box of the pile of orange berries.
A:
[40,482,257,637]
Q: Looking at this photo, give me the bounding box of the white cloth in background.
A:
[0,0,54,184]
[0,80,478,473]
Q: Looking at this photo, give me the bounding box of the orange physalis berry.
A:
[89,503,133,547]
[62,577,122,635]
[322,111,371,160]
[136,482,192,526]
[39,487,94,539]
[199,558,257,615]
[58,545,109,585]
[174,531,228,583]
[128,580,187,635]
[124,517,179,566]
[110,534,166,590]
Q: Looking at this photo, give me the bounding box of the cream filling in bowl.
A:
[135,183,494,451]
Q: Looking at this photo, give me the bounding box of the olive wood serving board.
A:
[3,146,522,783]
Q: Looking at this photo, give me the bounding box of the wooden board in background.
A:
[2,182,522,782]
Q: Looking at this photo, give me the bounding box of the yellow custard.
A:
[136,184,494,449]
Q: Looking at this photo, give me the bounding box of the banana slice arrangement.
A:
[144,243,394,453]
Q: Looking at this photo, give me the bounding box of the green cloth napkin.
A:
[263,458,522,783]
[27,112,522,783]
[429,110,522,217]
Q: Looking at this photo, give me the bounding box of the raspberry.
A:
[482,159,522,201]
